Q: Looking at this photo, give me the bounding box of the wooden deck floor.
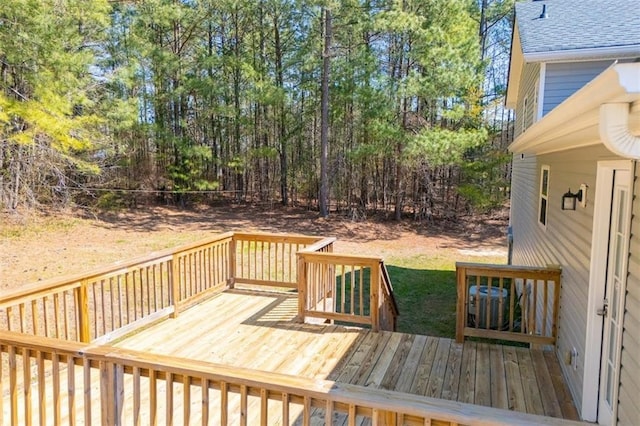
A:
[112,289,579,421]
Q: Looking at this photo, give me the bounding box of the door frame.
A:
[582,160,634,422]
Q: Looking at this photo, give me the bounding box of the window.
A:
[539,165,550,227]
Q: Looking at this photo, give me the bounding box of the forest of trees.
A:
[0,0,514,219]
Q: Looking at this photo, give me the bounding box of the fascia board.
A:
[523,45,640,63]
[505,22,522,109]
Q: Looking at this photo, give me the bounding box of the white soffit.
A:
[508,63,640,156]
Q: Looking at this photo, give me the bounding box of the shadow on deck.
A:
[112,288,579,421]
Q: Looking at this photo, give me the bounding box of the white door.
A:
[598,169,631,425]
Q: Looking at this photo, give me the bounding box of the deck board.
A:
[504,345,527,413]
[393,334,428,393]
[111,289,579,421]
[410,336,439,395]
[474,342,492,407]
[489,343,508,410]
[457,340,477,404]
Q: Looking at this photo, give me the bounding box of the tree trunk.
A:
[319,7,331,218]
[273,12,288,206]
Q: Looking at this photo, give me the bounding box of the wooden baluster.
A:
[498,277,504,331]
[240,384,248,426]
[149,369,157,426]
[532,279,539,336]
[133,367,141,426]
[474,275,481,329]
[552,272,561,344]
[23,347,32,426]
[36,351,47,425]
[63,290,70,339]
[200,378,209,426]
[509,278,516,332]
[165,373,174,424]
[9,346,17,425]
[325,400,333,426]
[260,388,268,426]
[84,354,92,424]
[68,354,76,425]
[53,352,61,424]
[184,375,192,425]
[220,381,228,426]
[302,396,311,426]
[350,264,355,315]
[348,404,356,426]
[486,277,492,330]
[359,266,364,317]
[31,300,38,336]
[543,279,549,337]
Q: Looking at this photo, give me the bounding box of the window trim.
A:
[538,165,550,228]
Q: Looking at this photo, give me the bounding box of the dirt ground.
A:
[0,204,509,290]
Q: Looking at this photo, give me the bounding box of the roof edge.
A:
[523,44,640,63]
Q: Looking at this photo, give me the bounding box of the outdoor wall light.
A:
[562,184,587,210]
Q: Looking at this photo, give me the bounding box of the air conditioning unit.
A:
[467,285,508,330]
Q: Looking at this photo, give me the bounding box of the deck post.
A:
[370,262,380,332]
[297,253,307,323]
[455,264,466,343]
[77,279,91,343]
[228,236,236,289]
[170,254,181,318]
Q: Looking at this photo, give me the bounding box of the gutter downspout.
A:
[600,103,640,158]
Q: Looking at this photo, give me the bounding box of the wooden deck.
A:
[112,289,579,421]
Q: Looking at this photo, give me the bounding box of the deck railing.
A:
[0,331,587,426]
[455,262,561,346]
[296,249,399,332]
[0,232,395,343]
[0,233,236,344]
[232,232,322,289]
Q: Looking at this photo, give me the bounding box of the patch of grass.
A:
[387,252,506,338]
[1,216,82,239]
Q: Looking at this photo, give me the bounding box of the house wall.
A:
[542,60,615,116]
[514,63,540,138]
[510,144,621,415]
[619,173,640,425]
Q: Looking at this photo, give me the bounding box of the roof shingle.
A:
[516,0,640,54]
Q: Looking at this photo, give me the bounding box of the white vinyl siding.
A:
[542,60,615,116]
[618,171,640,425]
[522,96,530,132]
[514,63,540,138]
[510,145,620,414]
